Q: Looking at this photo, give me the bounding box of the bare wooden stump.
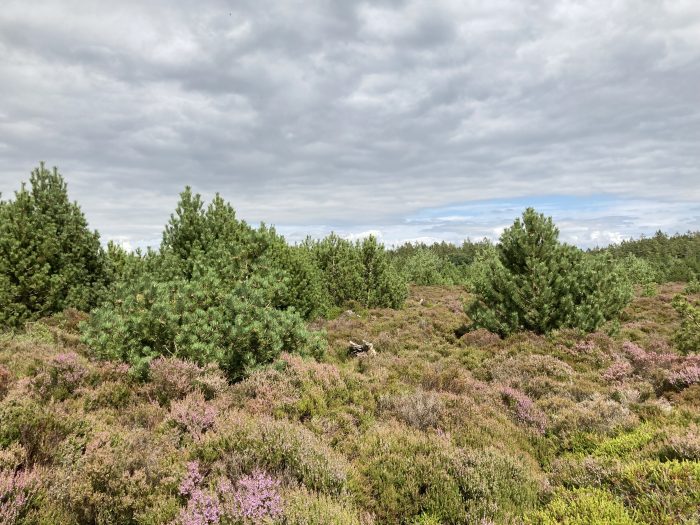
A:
[348,339,376,357]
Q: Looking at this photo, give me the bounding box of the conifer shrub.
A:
[0,163,106,327]
[396,249,456,286]
[671,294,700,354]
[81,188,326,381]
[306,233,407,309]
[467,208,633,336]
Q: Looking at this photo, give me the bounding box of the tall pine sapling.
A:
[467,208,632,336]
[0,163,106,327]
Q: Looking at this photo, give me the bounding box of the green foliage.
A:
[353,425,540,524]
[527,488,635,525]
[685,279,700,294]
[82,188,325,380]
[395,249,455,286]
[358,235,407,309]
[306,233,407,309]
[0,163,106,327]
[283,489,368,525]
[619,254,660,286]
[602,230,700,283]
[467,208,633,336]
[672,295,700,354]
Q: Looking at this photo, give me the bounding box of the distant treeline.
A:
[596,231,700,282]
[388,230,700,287]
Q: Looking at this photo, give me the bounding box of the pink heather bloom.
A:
[220,470,283,523]
[175,466,283,525]
[668,366,700,390]
[0,469,37,523]
[179,461,204,497]
[170,391,217,440]
[52,352,88,386]
[500,386,547,435]
[602,359,633,383]
[176,489,221,525]
[574,340,597,353]
[622,341,677,369]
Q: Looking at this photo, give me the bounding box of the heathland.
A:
[1,164,699,524]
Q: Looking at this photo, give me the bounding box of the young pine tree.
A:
[82,187,325,379]
[358,235,407,309]
[0,163,105,327]
[467,208,632,336]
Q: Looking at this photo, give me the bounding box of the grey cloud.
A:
[0,0,699,247]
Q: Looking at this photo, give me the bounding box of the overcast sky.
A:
[1,0,699,249]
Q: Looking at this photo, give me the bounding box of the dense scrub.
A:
[1,284,698,524]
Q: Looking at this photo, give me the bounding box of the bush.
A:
[0,467,40,524]
[0,365,10,399]
[169,390,218,441]
[352,424,540,524]
[83,271,324,380]
[499,386,547,434]
[148,357,227,404]
[672,295,700,354]
[467,208,632,336]
[31,352,88,401]
[527,488,635,525]
[199,412,350,494]
[378,389,444,430]
[0,398,85,465]
[306,233,407,309]
[284,489,372,525]
[660,425,700,461]
[397,250,455,286]
[59,429,181,524]
[81,188,327,380]
[0,163,106,327]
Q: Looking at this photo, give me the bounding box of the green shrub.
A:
[671,295,700,354]
[81,188,326,380]
[0,398,85,464]
[0,163,106,327]
[592,424,657,459]
[283,489,371,525]
[614,460,700,524]
[397,250,455,286]
[306,233,407,309]
[467,208,633,336]
[527,488,635,525]
[198,412,350,494]
[352,424,540,524]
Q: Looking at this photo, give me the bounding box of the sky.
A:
[1,0,699,250]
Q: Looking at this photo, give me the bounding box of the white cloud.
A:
[0,0,698,248]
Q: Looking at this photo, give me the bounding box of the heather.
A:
[0,167,699,523]
[0,281,698,524]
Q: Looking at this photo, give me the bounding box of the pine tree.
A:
[0,163,106,326]
[358,235,407,308]
[468,208,632,336]
[82,187,326,380]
